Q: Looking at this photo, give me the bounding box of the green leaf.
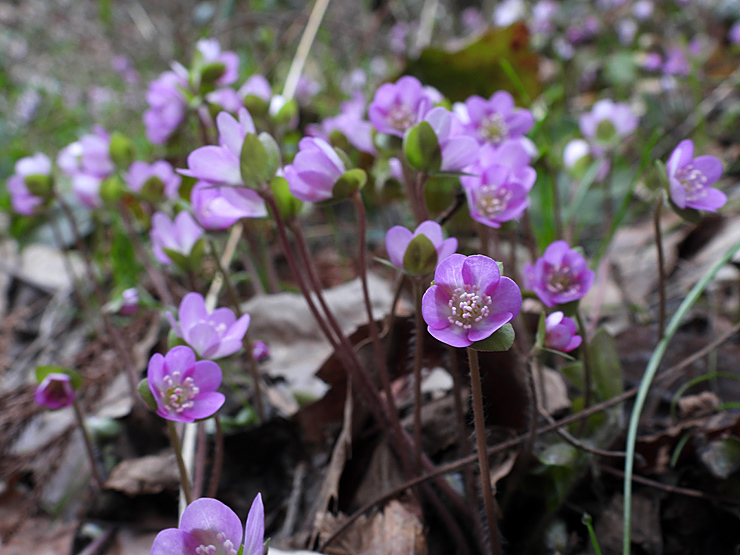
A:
[403,23,541,104]
[561,360,584,390]
[200,62,226,85]
[111,218,141,288]
[403,121,441,173]
[240,133,273,189]
[242,94,269,116]
[330,169,367,202]
[402,234,438,276]
[471,323,515,352]
[269,176,302,221]
[587,327,623,402]
[137,378,159,412]
[35,365,83,390]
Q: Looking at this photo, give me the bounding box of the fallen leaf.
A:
[105,453,179,496]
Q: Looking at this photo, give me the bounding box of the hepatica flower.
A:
[579,99,638,152]
[148,346,225,422]
[167,292,250,360]
[456,90,534,146]
[544,312,582,353]
[191,182,268,230]
[181,108,257,187]
[144,66,189,145]
[523,241,594,307]
[385,220,457,275]
[7,152,51,215]
[422,254,522,348]
[34,373,76,409]
[421,107,480,172]
[151,494,264,555]
[150,211,204,266]
[284,137,346,202]
[125,160,182,199]
[666,139,725,212]
[368,75,441,137]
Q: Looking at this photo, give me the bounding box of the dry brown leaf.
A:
[105,453,179,496]
[320,500,426,555]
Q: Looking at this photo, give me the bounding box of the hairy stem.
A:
[167,420,193,505]
[72,398,104,489]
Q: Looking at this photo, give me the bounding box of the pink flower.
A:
[119,288,140,316]
[579,99,638,152]
[151,494,264,555]
[125,160,182,199]
[284,137,346,202]
[147,346,225,422]
[196,38,240,87]
[143,66,189,145]
[460,142,536,229]
[368,76,441,137]
[385,220,457,274]
[422,254,522,348]
[251,340,270,362]
[544,312,582,352]
[191,181,267,230]
[421,107,480,171]
[150,211,204,266]
[167,292,251,360]
[455,91,534,146]
[181,108,257,187]
[34,373,76,409]
[6,152,50,215]
[523,241,594,307]
[666,139,725,212]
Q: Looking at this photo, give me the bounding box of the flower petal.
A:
[385,226,413,268]
[461,255,501,290]
[180,498,242,548]
[243,493,265,555]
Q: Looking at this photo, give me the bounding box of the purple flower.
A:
[206,88,244,113]
[663,47,690,76]
[147,346,225,422]
[306,92,376,155]
[150,211,204,266]
[456,91,534,146]
[34,373,76,409]
[57,128,115,178]
[119,287,140,316]
[579,99,638,151]
[523,241,595,307]
[143,66,189,145]
[191,182,267,230]
[151,495,264,555]
[181,108,257,187]
[251,340,270,363]
[460,142,536,229]
[385,220,458,273]
[422,254,522,348]
[167,292,251,360]
[642,52,663,71]
[666,139,725,212]
[544,312,582,352]
[368,76,441,137]
[239,74,272,102]
[284,137,346,202]
[125,160,182,199]
[729,21,740,45]
[421,107,480,171]
[196,39,240,87]
[7,152,51,215]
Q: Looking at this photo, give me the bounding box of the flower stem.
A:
[412,278,425,473]
[466,347,502,555]
[209,238,265,422]
[72,398,104,489]
[575,309,593,436]
[167,419,193,505]
[207,416,224,498]
[653,196,666,339]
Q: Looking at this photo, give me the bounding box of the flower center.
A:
[386,103,416,132]
[479,112,509,144]
[195,532,238,555]
[447,284,492,330]
[544,264,580,297]
[159,370,200,414]
[197,318,227,336]
[475,185,513,220]
[676,163,708,201]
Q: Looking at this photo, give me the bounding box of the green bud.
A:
[403,120,442,173]
[243,94,269,116]
[200,62,226,86]
[595,120,617,144]
[271,98,298,127]
[402,234,438,276]
[269,176,302,221]
[109,132,136,169]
